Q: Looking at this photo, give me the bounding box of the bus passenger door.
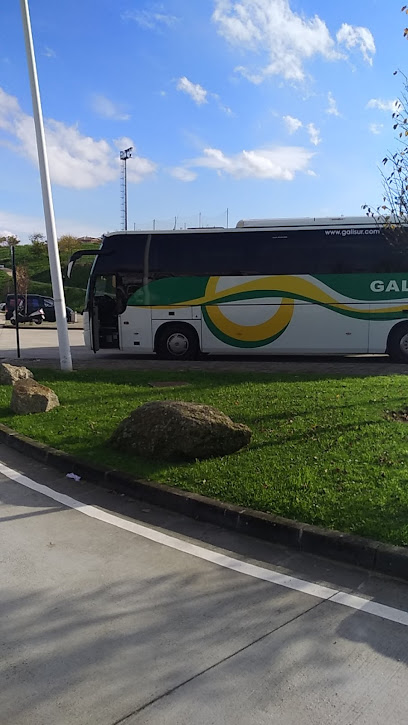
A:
[89,282,100,352]
[90,275,119,350]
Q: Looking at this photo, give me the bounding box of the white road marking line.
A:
[330,592,408,627]
[1,460,408,627]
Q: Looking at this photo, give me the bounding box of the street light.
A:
[120,147,133,231]
[20,0,72,371]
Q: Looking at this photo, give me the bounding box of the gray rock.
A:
[110,400,252,461]
[10,379,59,414]
[0,363,34,385]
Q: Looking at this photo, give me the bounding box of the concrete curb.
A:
[0,422,407,581]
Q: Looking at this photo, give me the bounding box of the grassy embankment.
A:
[1,369,408,546]
[0,243,98,311]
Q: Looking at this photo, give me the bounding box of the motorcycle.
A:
[10,306,46,326]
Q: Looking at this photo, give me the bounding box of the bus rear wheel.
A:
[155,323,199,361]
[387,323,408,362]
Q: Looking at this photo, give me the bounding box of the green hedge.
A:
[31,260,92,289]
[0,270,12,299]
[28,281,86,311]
[64,287,87,311]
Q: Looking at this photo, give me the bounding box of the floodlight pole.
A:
[120,147,132,231]
[20,0,72,371]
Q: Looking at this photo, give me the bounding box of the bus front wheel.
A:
[387,322,408,362]
[155,323,199,361]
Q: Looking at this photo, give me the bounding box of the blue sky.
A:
[0,0,406,241]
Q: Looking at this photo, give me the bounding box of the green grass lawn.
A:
[1,369,408,547]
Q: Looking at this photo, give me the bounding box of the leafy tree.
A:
[58,234,79,254]
[29,232,47,249]
[363,9,408,242]
[0,234,20,248]
[15,265,30,314]
[0,270,11,299]
[363,91,406,242]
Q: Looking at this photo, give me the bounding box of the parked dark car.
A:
[5,294,74,322]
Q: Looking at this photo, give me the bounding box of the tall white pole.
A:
[20,0,72,372]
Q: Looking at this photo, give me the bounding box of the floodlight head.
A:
[120,147,133,160]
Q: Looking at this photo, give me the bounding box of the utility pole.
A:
[120,147,132,230]
[20,0,72,371]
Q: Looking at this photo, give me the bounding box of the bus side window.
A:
[94,275,116,296]
[115,274,144,313]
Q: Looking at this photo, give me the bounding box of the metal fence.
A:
[132,209,230,231]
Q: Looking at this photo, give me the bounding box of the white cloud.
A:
[176,78,233,114]
[0,87,156,189]
[43,47,56,58]
[212,94,234,115]
[369,123,384,135]
[112,137,157,182]
[366,98,398,112]
[283,115,303,134]
[336,24,375,65]
[0,87,20,124]
[177,77,208,105]
[233,66,265,85]
[220,104,233,115]
[121,7,178,30]
[186,146,315,180]
[113,136,134,151]
[307,122,321,146]
[326,92,340,116]
[212,0,375,82]
[0,229,15,241]
[126,154,157,183]
[91,94,130,121]
[283,116,321,145]
[169,167,198,182]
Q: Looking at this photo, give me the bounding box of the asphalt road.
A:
[1,444,408,725]
[1,325,407,376]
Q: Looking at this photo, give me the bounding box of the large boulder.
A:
[110,400,252,461]
[0,363,34,386]
[10,379,59,414]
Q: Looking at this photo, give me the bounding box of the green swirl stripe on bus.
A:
[128,275,408,348]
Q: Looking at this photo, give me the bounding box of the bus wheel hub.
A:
[400,333,408,353]
[167,333,189,356]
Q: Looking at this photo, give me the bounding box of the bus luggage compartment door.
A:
[152,307,193,320]
[118,307,154,352]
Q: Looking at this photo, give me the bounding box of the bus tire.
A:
[387,322,408,362]
[155,323,199,361]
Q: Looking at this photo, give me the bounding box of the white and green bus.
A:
[67,217,408,361]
